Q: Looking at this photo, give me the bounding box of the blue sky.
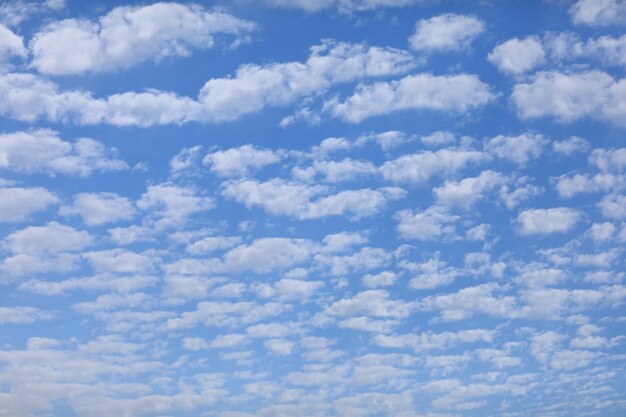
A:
[1,0,626,416]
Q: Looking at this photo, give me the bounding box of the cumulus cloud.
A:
[434,170,506,210]
[0,23,26,69]
[222,179,404,220]
[516,208,581,235]
[484,133,546,165]
[29,3,255,75]
[380,148,484,184]
[203,145,282,177]
[511,70,626,127]
[4,221,92,254]
[60,193,136,226]
[326,73,494,123]
[488,36,546,74]
[0,187,58,223]
[0,41,415,126]
[396,206,459,241]
[409,14,484,52]
[0,129,128,176]
[570,0,626,26]
[257,0,430,13]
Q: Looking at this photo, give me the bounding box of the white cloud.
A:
[60,192,135,226]
[554,173,623,198]
[264,338,294,355]
[0,41,415,126]
[83,249,157,274]
[186,236,242,255]
[203,145,281,177]
[325,290,415,319]
[0,187,58,222]
[29,3,255,75]
[258,0,430,13]
[396,206,459,241]
[199,40,415,122]
[0,306,53,324]
[485,133,546,165]
[182,337,209,351]
[222,238,317,274]
[137,183,213,228]
[373,329,494,352]
[434,170,506,210]
[570,0,626,26]
[420,131,456,147]
[598,193,626,219]
[553,136,590,155]
[511,70,626,126]
[409,14,484,52]
[222,179,404,220]
[4,222,92,254]
[0,23,26,68]
[380,148,484,184]
[488,36,545,74]
[589,148,626,172]
[0,129,128,176]
[326,73,494,123]
[291,158,377,183]
[516,208,581,235]
[362,271,398,288]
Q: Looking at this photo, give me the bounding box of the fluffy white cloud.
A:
[598,193,626,219]
[380,148,484,184]
[137,183,213,228]
[485,133,546,165]
[590,148,626,172]
[0,129,127,176]
[488,37,545,75]
[0,41,415,126]
[0,187,58,222]
[327,73,494,123]
[570,0,626,26]
[186,236,242,255]
[434,170,506,210]
[29,3,255,75]
[0,23,25,68]
[516,208,581,235]
[258,0,430,13]
[60,193,135,226]
[396,206,459,241]
[221,238,316,273]
[409,14,484,52]
[222,179,404,220]
[511,70,626,126]
[0,306,53,324]
[203,145,281,177]
[4,221,92,254]
[554,173,623,198]
[292,158,377,183]
[198,41,415,122]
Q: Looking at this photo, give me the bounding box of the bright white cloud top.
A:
[1,2,625,417]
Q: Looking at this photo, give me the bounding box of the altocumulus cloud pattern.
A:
[0,0,626,416]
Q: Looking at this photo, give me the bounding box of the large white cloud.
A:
[0,23,25,69]
[570,0,626,26]
[516,208,582,235]
[0,41,416,126]
[0,129,127,176]
[511,70,626,127]
[488,36,545,75]
[29,3,255,75]
[409,14,484,52]
[0,187,58,223]
[326,73,494,123]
